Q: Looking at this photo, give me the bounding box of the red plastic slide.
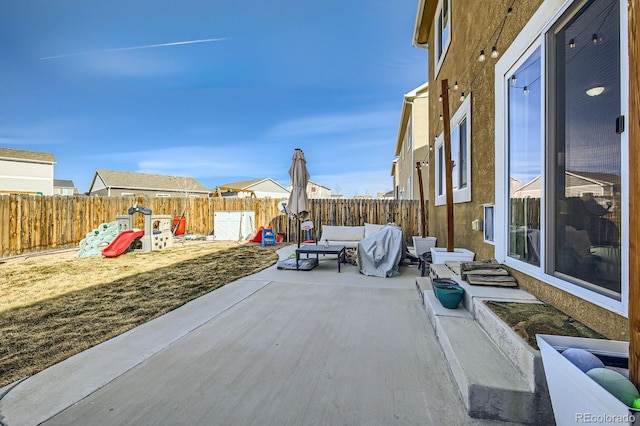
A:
[249,226,266,243]
[102,230,145,258]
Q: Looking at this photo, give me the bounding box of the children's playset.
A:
[78,205,174,258]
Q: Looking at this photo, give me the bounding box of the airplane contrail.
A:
[40,38,226,60]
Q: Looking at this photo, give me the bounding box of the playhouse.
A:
[99,205,173,257]
[114,206,173,251]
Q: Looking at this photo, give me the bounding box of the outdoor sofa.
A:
[317,223,387,249]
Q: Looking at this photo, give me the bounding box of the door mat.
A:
[276,258,318,271]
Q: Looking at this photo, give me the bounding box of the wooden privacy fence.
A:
[0,195,422,258]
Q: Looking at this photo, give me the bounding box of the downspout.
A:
[410,113,414,199]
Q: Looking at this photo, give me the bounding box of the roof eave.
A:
[413,0,437,47]
[0,156,56,165]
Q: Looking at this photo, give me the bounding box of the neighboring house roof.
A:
[0,147,56,164]
[220,178,266,189]
[566,171,620,188]
[391,158,398,176]
[219,178,289,192]
[54,179,75,188]
[512,171,620,198]
[285,180,331,191]
[308,181,331,191]
[91,169,210,193]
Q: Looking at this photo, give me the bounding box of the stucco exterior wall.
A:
[423,0,626,338]
[427,0,545,259]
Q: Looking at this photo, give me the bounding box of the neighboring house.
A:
[53,179,78,196]
[390,159,400,198]
[87,169,210,198]
[0,147,56,195]
[377,191,394,200]
[392,82,430,200]
[217,178,289,199]
[512,172,619,199]
[286,180,332,199]
[412,0,632,338]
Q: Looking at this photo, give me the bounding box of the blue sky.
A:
[1,0,426,197]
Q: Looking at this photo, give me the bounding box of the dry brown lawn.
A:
[0,241,281,388]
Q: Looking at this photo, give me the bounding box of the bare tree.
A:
[175,176,198,235]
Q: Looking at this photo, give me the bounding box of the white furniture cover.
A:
[357,225,404,278]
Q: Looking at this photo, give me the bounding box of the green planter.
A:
[433,279,465,309]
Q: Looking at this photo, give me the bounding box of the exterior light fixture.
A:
[453,81,459,91]
[478,50,486,62]
[592,33,599,44]
[523,86,529,95]
[438,94,443,102]
[459,92,465,102]
[586,86,605,96]
[490,46,499,58]
[569,38,576,48]
[510,75,517,84]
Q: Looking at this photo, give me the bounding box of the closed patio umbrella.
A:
[287,148,310,247]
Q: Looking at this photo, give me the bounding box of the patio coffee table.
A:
[296,244,347,272]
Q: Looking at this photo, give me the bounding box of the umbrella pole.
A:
[297,219,301,248]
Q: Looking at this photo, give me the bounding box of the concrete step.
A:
[417,269,554,424]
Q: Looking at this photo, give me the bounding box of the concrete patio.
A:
[0,245,521,425]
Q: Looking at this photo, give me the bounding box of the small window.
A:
[156,193,170,198]
[434,0,451,75]
[484,205,495,243]
[121,192,134,196]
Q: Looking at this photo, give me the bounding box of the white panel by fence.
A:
[213,211,256,241]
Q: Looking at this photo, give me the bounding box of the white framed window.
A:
[484,204,495,244]
[434,0,451,76]
[435,93,472,206]
[495,0,628,314]
[507,45,542,267]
